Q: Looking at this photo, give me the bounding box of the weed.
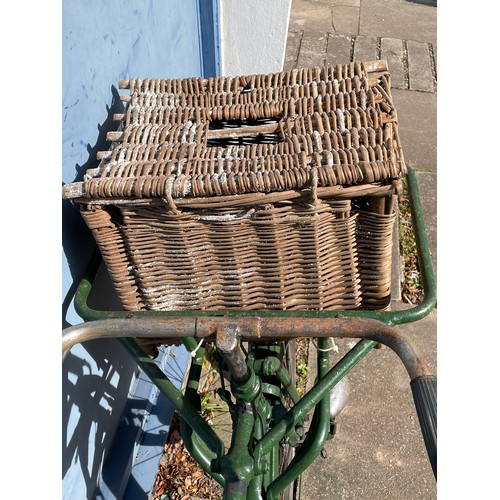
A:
[398,178,424,304]
[296,339,310,396]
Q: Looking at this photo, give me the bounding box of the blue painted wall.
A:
[62,1,218,498]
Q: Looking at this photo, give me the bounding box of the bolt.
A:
[262,358,274,376]
[255,457,269,474]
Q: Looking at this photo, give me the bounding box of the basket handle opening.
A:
[207,117,284,146]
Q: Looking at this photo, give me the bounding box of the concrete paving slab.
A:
[407,40,435,92]
[284,30,302,70]
[353,35,378,61]
[326,33,353,65]
[380,37,406,89]
[309,0,361,6]
[297,30,328,67]
[289,0,334,32]
[289,1,361,36]
[331,6,360,35]
[390,89,437,171]
[360,0,436,44]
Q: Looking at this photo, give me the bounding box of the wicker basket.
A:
[63,60,405,312]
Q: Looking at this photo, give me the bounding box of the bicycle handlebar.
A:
[411,376,437,477]
[62,313,437,477]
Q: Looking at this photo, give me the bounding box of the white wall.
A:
[219,0,292,76]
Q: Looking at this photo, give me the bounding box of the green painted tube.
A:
[398,166,437,323]
[180,418,225,486]
[254,357,301,405]
[119,338,224,458]
[221,407,256,500]
[266,338,332,499]
[276,364,301,405]
[246,477,265,500]
[255,339,376,460]
[180,344,226,486]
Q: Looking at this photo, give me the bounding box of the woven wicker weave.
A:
[63,60,405,312]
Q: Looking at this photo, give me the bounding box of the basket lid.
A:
[62,60,405,204]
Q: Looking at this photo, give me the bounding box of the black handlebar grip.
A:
[410,375,437,478]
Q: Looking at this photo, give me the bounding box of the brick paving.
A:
[285,31,437,93]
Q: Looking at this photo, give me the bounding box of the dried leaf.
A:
[152,415,224,499]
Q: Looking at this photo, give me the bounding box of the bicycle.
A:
[62,63,437,499]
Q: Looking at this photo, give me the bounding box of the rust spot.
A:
[415,361,433,377]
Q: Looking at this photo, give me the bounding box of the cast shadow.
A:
[62,85,124,328]
[62,340,134,497]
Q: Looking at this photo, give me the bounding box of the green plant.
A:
[398,179,424,304]
[296,339,310,397]
[200,391,227,421]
